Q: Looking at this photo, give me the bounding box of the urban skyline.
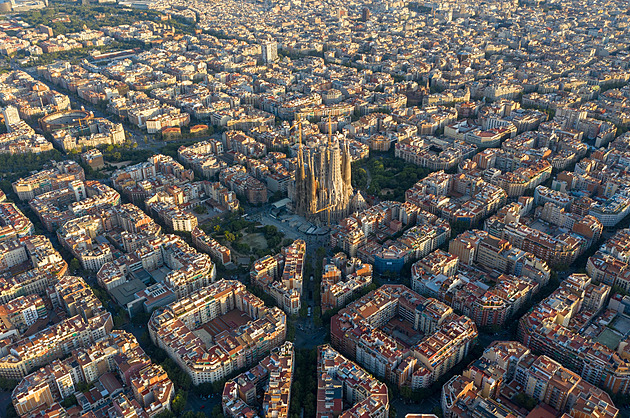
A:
[0,0,629,417]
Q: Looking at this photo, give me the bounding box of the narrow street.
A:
[393,394,441,417]
[0,391,13,418]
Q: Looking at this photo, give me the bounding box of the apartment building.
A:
[222,341,294,418]
[251,240,306,316]
[330,285,477,389]
[149,280,287,385]
[316,345,389,418]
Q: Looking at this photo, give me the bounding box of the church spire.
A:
[294,116,306,215]
[342,141,352,192]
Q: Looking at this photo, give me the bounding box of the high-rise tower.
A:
[2,106,20,131]
[261,41,278,63]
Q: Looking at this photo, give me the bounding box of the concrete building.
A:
[261,41,278,63]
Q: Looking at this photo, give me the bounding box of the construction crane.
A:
[313,202,332,227]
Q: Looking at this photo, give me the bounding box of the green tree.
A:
[61,395,77,408]
[75,381,92,393]
[211,404,225,418]
[286,321,296,341]
[313,306,322,327]
[171,390,187,415]
[69,258,81,274]
[513,393,537,411]
[160,358,192,390]
[193,205,207,214]
[0,377,18,390]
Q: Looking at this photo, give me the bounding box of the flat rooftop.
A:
[202,309,253,337]
[382,317,424,348]
[110,278,146,306]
